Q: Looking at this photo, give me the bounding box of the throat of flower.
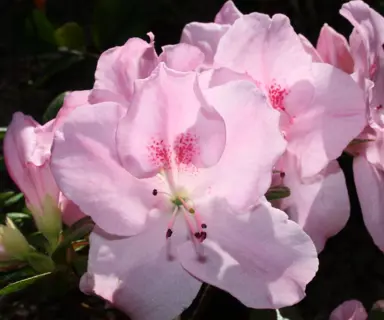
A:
[152,189,207,242]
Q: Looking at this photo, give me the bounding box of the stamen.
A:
[152,189,158,196]
[166,229,173,239]
[152,189,172,197]
[201,223,207,229]
[167,207,179,232]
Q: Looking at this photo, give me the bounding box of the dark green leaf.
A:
[0,272,51,296]
[249,309,278,320]
[265,186,291,201]
[42,92,66,123]
[0,192,24,210]
[55,22,85,51]
[0,127,6,140]
[29,10,57,46]
[369,310,384,319]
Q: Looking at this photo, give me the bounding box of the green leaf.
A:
[42,92,67,123]
[26,252,55,273]
[0,192,24,209]
[52,217,94,262]
[7,212,32,220]
[55,22,85,51]
[369,310,384,319]
[0,127,6,140]
[29,10,57,46]
[0,272,52,296]
[265,186,291,201]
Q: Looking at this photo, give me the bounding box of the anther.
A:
[166,228,173,238]
[152,189,158,196]
[201,223,207,229]
[194,232,201,239]
[280,172,286,178]
[189,208,195,214]
[200,232,207,241]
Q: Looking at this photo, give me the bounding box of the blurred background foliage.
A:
[1,0,384,319]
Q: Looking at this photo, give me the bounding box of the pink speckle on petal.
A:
[174,133,200,167]
[268,81,289,112]
[147,138,172,170]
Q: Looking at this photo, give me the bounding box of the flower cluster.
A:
[3,0,384,319]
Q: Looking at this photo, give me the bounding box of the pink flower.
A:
[182,1,366,251]
[330,300,367,320]
[51,62,318,319]
[3,112,84,244]
[339,1,384,253]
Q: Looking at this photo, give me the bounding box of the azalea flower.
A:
[181,1,366,251]
[4,112,84,247]
[336,1,384,253]
[51,62,318,320]
[330,300,367,320]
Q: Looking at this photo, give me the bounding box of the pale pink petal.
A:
[89,37,158,106]
[214,12,271,80]
[354,156,384,252]
[178,200,318,309]
[299,34,323,62]
[288,63,366,178]
[4,113,59,212]
[50,103,158,236]
[316,24,354,73]
[215,13,312,85]
[330,300,367,320]
[159,43,205,72]
[180,80,286,211]
[60,196,86,226]
[81,217,201,320]
[54,90,91,130]
[116,63,226,178]
[181,22,230,66]
[214,1,242,25]
[278,153,350,252]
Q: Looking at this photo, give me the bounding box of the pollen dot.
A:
[152,189,158,196]
[166,229,173,238]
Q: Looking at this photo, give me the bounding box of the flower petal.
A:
[354,156,384,252]
[89,37,158,106]
[51,102,156,236]
[116,63,226,178]
[299,34,323,62]
[288,63,366,178]
[178,200,318,309]
[54,90,91,130]
[214,1,242,25]
[181,22,230,66]
[181,80,286,210]
[81,217,201,320]
[4,113,59,212]
[329,300,367,320]
[316,24,354,73]
[278,153,350,252]
[159,43,205,72]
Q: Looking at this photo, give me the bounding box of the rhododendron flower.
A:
[4,112,84,245]
[51,62,318,320]
[337,1,384,253]
[182,1,366,251]
[330,300,367,320]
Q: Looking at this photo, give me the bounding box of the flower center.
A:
[152,188,207,242]
[147,133,206,242]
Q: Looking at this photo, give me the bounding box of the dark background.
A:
[1,0,384,319]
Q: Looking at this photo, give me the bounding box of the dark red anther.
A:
[194,232,201,239]
[201,223,207,229]
[152,189,158,196]
[166,229,173,238]
[200,232,207,241]
[280,172,286,178]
